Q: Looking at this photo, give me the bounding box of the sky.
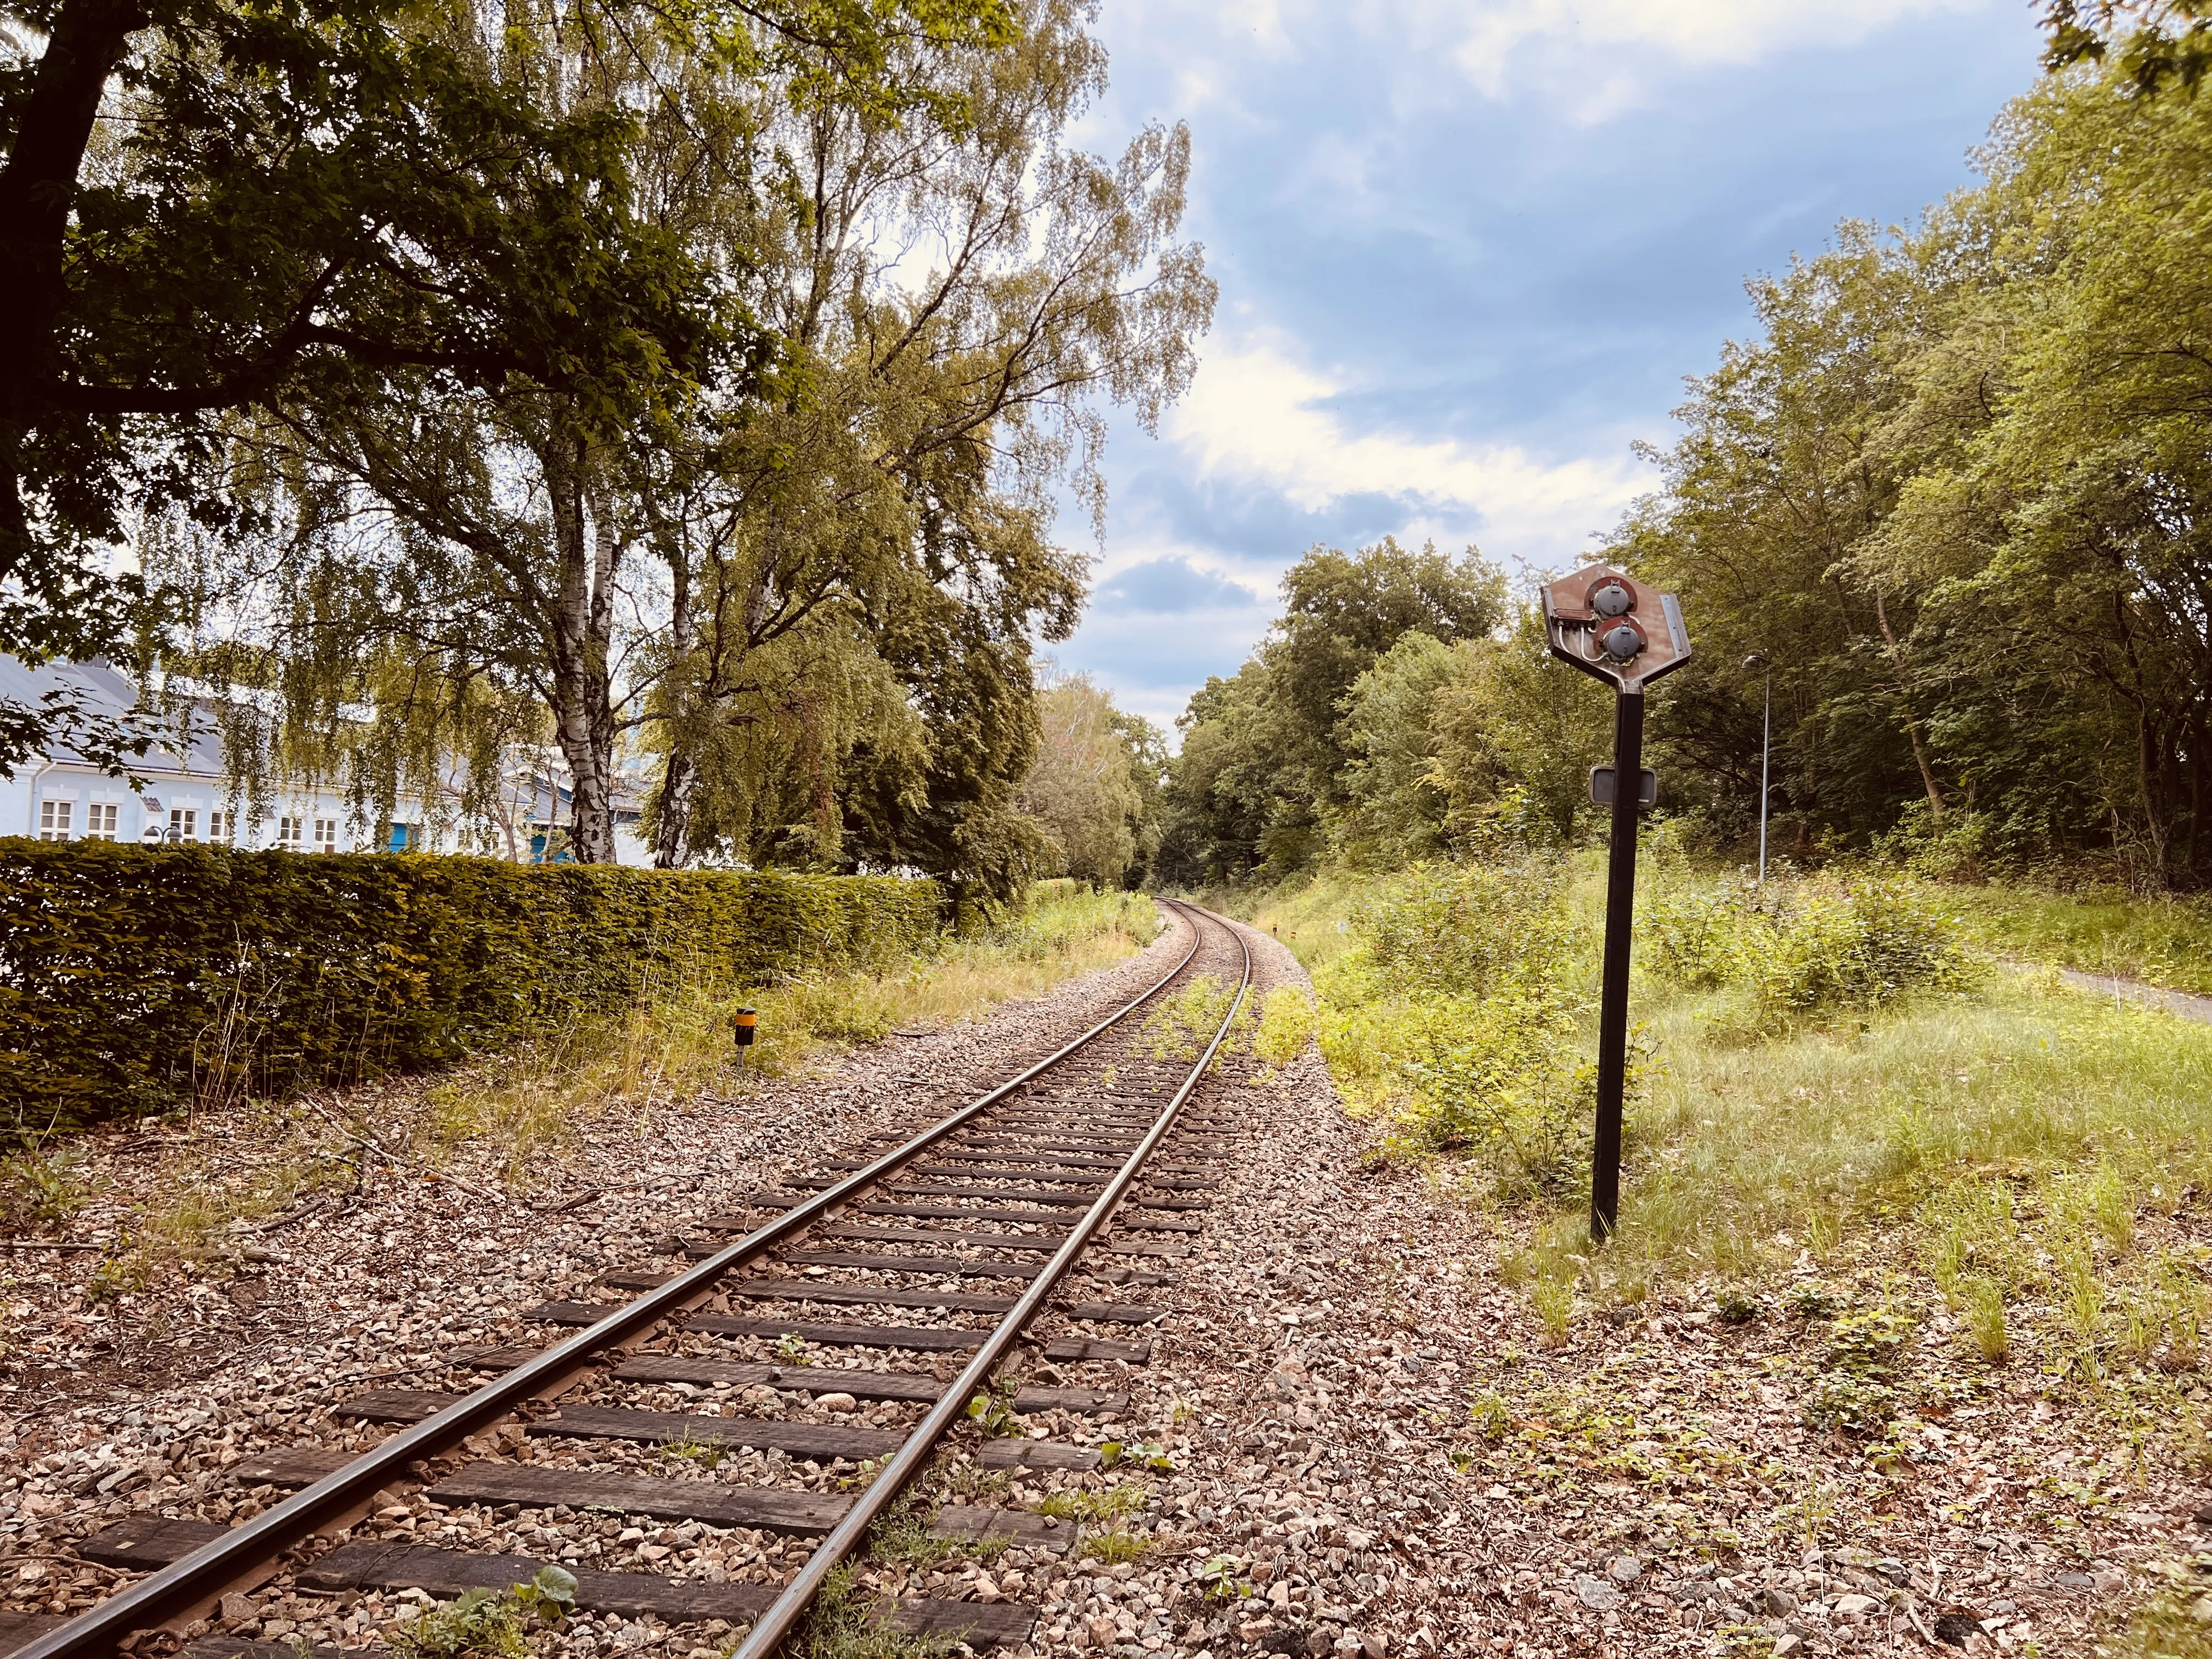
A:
[1048,0,2047,733]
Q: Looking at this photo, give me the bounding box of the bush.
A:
[1354,857,1574,998]
[1318,860,1624,1197]
[1644,882,1756,989]
[1645,873,1974,1020]
[1755,879,1974,1017]
[0,841,940,1137]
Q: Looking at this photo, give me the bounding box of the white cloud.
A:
[1165,337,1646,567]
[1440,0,1989,76]
[1094,0,1997,127]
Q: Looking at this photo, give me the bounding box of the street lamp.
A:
[1743,654,1770,886]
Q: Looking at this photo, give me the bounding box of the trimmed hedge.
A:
[0,842,941,1135]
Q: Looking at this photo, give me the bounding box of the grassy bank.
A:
[1227,859,2212,1652]
[1225,858,2211,1373]
[1940,882,2212,995]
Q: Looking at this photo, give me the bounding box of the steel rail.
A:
[731,901,1254,1658]
[17,904,1210,1659]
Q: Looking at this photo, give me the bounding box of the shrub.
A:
[1643,882,1756,989]
[1317,860,1629,1197]
[1754,879,1974,1017]
[1353,858,1575,998]
[0,842,940,1137]
[1643,873,1974,1020]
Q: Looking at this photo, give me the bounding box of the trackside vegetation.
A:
[1237,856,2212,1433]
[0,841,941,1137]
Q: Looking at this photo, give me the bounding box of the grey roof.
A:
[2,656,227,774]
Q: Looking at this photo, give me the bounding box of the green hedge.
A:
[0,842,942,1135]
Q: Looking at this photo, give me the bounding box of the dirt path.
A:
[2053,966,2212,1024]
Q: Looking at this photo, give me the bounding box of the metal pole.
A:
[1758,670,1770,886]
[1590,689,1644,1244]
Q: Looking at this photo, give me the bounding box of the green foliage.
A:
[1961,1278,2010,1364]
[1820,1306,1917,1373]
[1612,60,2212,888]
[1251,987,1316,1065]
[392,1587,531,1659]
[1034,1483,1144,1523]
[0,1148,89,1233]
[803,1563,960,1659]
[0,842,939,1137]
[1018,675,1161,889]
[1309,861,1620,1197]
[1157,538,1508,885]
[1096,1440,1172,1472]
[1645,874,1974,1022]
[1138,977,1246,1064]
[1940,882,2212,994]
[507,1566,578,1624]
[965,1388,1022,1438]
[1802,1373,1895,1437]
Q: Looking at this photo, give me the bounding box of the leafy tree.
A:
[1018,672,1150,888]
[4,0,964,768]
[1158,537,1505,883]
[131,0,1206,890]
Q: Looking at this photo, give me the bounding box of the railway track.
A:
[3,898,1254,1659]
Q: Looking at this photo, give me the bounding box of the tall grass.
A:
[1232,856,2212,1378]
[423,883,1162,1173]
[1940,883,2212,995]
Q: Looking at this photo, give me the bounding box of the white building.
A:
[2,657,652,864]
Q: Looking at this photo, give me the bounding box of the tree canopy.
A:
[8,0,1211,900]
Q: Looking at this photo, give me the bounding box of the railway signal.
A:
[1539,566,1694,1243]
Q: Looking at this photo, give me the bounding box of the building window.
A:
[207,810,231,843]
[84,803,118,840]
[313,817,338,853]
[277,815,303,849]
[37,799,72,840]
[170,807,196,840]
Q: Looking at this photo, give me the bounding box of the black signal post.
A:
[1540,568,1693,1244]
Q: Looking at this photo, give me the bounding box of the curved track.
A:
[10,898,1254,1659]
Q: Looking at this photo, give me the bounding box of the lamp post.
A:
[1744,653,1770,885]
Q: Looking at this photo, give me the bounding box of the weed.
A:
[1190,1555,1252,1601]
[777,1333,815,1364]
[965,1388,1022,1438]
[2089,1161,2137,1252]
[1803,1374,1894,1436]
[1036,1483,1145,1524]
[800,1564,959,1659]
[1821,1306,1917,1373]
[660,1427,728,1470]
[0,1147,89,1233]
[1961,1279,2010,1364]
[507,1566,578,1623]
[1097,1440,1171,1472]
[1468,1389,1512,1443]
[1080,1526,1150,1565]
[82,1243,153,1305]
[1251,987,1316,1065]
[1778,1472,1840,1547]
[1139,978,1246,1065]
[1716,1286,1759,1325]
[1530,1274,1574,1347]
[2104,1576,2212,1659]
[1785,1284,1842,1322]
[391,1581,548,1659]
